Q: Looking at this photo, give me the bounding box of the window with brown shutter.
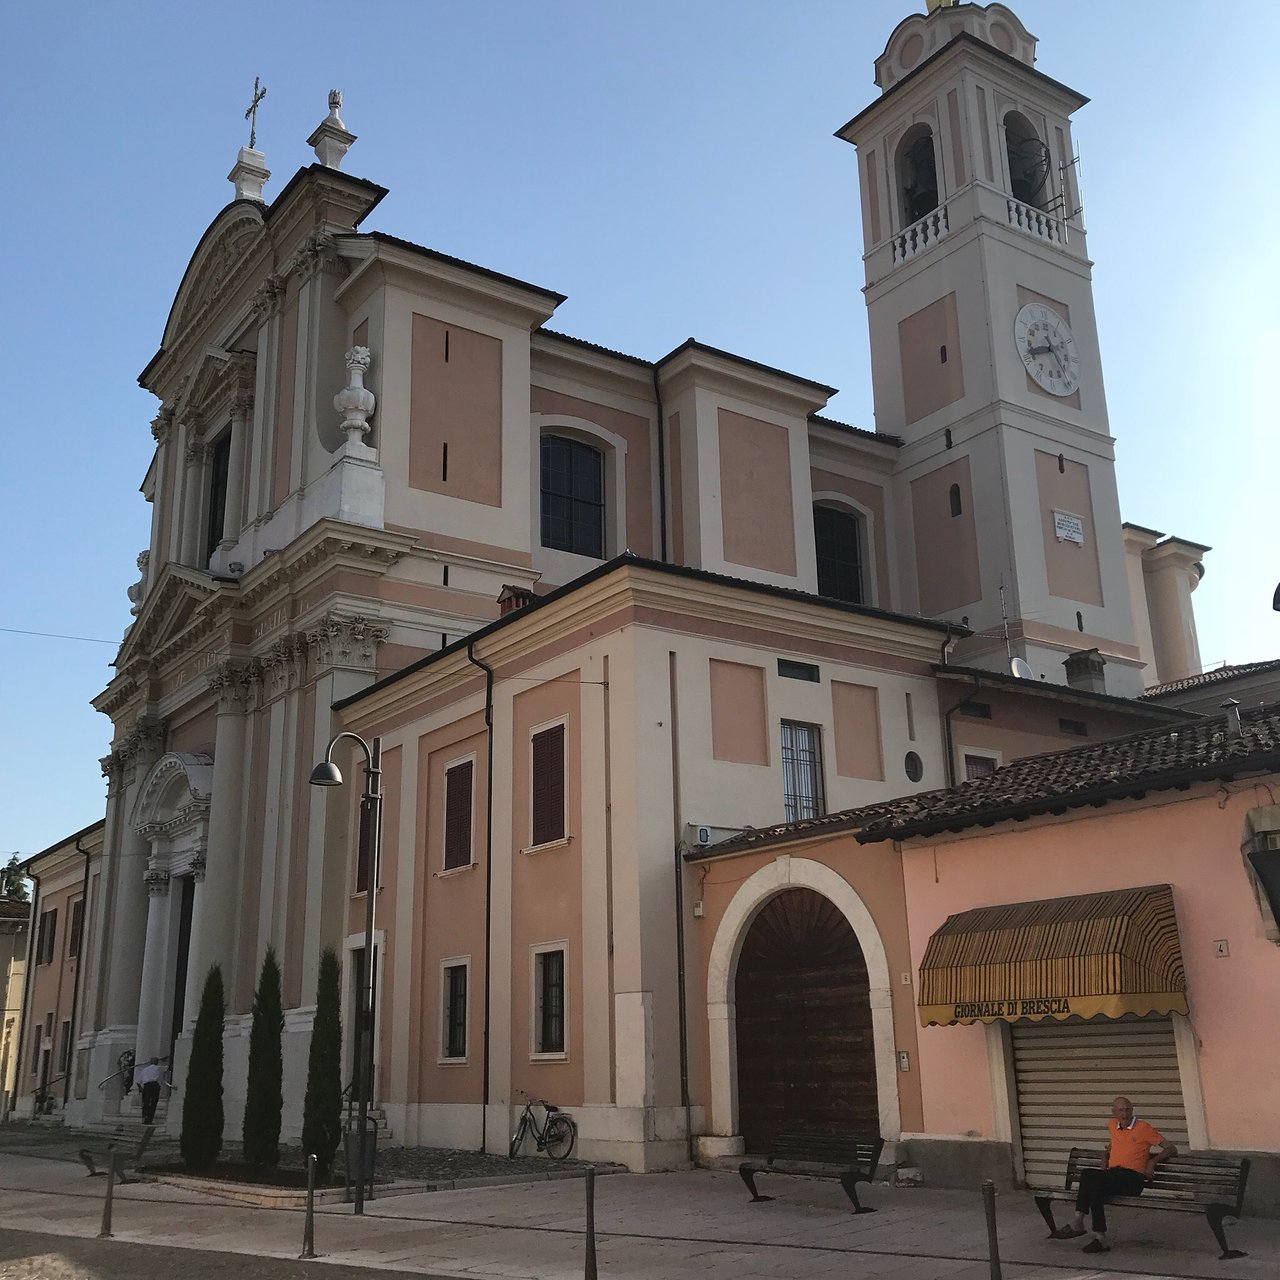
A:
[68,898,84,959]
[531,724,566,847]
[443,761,474,870]
[37,909,58,966]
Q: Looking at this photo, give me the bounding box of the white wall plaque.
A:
[1053,510,1085,544]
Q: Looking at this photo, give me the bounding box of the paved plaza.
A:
[0,1137,1276,1280]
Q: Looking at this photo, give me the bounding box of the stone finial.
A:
[334,346,376,454]
[229,146,270,201]
[308,89,357,170]
[128,551,150,616]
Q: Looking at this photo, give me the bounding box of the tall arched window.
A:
[813,504,866,605]
[1004,112,1051,210]
[540,435,604,558]
[896,124,939,225]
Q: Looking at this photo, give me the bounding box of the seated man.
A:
[1052,1095,1177,1254]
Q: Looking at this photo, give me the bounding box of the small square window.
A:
[956,700,992,720]
[963,753,998,781]
[1058,717,1088,737]
[777,659,820,682]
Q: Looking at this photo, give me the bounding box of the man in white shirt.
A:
[135,1057,165,1125]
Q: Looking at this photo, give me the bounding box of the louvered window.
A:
[68,898,84,959]
[531,724,566,847]
[443,761,475,870]
[37,909,58,966]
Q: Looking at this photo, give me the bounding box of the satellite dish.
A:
[1010,657,1034,680]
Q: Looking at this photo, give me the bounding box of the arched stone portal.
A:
[735,888,877,1150]
[705,856,900,1148]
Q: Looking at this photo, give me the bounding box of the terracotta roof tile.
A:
[1141,659,1280,699]
[692,703,1280,857]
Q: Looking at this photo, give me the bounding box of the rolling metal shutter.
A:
[1012,1016,1188,1189]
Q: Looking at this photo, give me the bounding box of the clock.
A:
[1014,302,1080,396]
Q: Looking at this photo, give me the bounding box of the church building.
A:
[15,3,1232,1180]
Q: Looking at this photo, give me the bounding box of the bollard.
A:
[97,1151,116,1239]
[982,1179,1002,1280]
[300,1153,317,1259]
[584,1165,598,1280]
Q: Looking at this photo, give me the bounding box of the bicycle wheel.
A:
[544,1113,577,1159]
[509,1115,528,1159]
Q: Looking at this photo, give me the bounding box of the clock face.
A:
[1014,303,1080,397]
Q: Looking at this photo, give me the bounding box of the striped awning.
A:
[918,884,1188,1026]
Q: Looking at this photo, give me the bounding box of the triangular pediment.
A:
[117,565,227,667]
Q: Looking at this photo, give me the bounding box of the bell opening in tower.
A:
[897,125,939,225]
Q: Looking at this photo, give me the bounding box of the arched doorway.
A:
[735,887,878,1150]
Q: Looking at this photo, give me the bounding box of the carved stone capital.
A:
[263,634,308,698]
[184,441,209,466]
[144,868,171,897]
[207,658,261,712]
[115,714,167,766]
[307,613,390,675]
[251,273,285,321]
[150,406,175,445]
[290,230,345,283]
[232,389,255,420]
[189,846,207,882]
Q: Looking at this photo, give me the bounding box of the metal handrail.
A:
[30,1072,70,1096]
[96,1068,125,1091]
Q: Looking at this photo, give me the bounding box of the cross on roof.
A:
[245,77,266,150]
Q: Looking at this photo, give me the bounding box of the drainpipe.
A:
[465,639,496,1153]
[652,367,669,563]
[11,869,41,1119]
[668,653,693,1163]
[64,839,93,1106]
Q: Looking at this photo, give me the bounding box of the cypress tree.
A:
[301,947,343,1182]
[242,945,284,1170]
[180,964,225,1172]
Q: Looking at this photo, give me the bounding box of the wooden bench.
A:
[1033,1145,1250,1260]
[79,1127,155,1185]
[739,1132,884,1213]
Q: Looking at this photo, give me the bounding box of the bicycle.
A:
[509,1090,577,1159]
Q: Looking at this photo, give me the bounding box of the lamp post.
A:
[309,731,382,1215]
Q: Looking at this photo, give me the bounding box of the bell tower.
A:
[839,2,1144,696]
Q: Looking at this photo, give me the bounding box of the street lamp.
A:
[309,731,382,1215]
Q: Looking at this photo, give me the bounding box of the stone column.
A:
[179,437,207,566]
[186,661,255,1007]
[221,387,253,546]
[135,870,173,1060]
[180,857,208,1034]
[102,717,167,1030]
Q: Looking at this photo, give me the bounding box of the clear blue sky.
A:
[3,1,1276,857]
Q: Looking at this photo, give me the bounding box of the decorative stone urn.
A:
[334,347,376,454]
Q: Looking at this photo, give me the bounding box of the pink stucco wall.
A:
[901,781,1280,1152]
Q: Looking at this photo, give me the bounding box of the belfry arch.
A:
[704,857,901,1147]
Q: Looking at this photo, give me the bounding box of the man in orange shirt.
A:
[1051,1096,1178,1254]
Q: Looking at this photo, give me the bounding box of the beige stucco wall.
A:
[899,292,964,426]
[910,456,981,615]
[1035,449,1102,607]
[901,784,1280,1152]
[717,409,797,577]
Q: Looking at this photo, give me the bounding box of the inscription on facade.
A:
[953,997,1072,1019]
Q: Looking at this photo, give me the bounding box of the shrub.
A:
[180,964,225,1171]
[242,946,284,1170]
[301,947,343,1182]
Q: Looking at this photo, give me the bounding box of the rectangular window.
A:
[31,1031,42,1075]
[781,721,825,824]
[531,724,566,847]
[59,1020,73,1075]
[442,962,468,1060]
[205,429,232,566]
[355,798,375,893]
[37,909,57,966]
[442,760,475,870]
[68,898,84,960]
[964,752,998,781]
[534,948,566,1055]
[956,700,992,719]
[1059,717,1089,736]
[540,435,605,558]
[777,658,820,682]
